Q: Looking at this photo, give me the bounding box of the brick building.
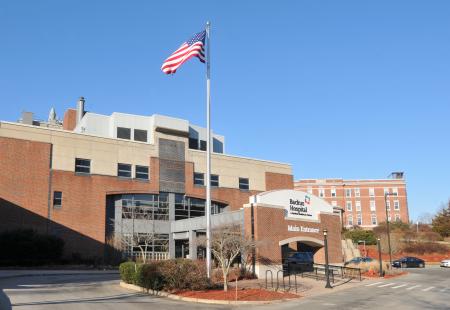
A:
[294,175,409,229]
[0,98,342,271]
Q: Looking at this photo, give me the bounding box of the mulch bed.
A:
[176,288,300,301]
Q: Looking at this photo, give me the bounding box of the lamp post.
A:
[377,238,383,277]
[384,193,394,266]
[323,228,332,289]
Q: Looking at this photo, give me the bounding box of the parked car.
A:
[344,257,374,266]
[392,257,425,268]
[440,259,450,268]
[285,252,314,272]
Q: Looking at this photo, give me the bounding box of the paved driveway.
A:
[1,267,449,309]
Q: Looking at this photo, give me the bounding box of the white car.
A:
[440,259,450,268]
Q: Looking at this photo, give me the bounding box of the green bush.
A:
[0,229,64,266]
[344,229,377,245]
[119,259,209,292]
[119,261,137,284]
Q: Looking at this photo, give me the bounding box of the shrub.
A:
[418,231,442,242]
[119,259,209,292]
[402,242,448,255]
[344,229,377,245]
[0,229,64,266]
[119,261,137,284]
[159,259,209,291]
[138,262,164,290]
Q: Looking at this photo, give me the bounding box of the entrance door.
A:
[175,239,189,258]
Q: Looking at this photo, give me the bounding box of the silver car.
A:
[440,259,450,268]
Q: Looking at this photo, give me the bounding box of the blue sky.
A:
[1,1,449,221]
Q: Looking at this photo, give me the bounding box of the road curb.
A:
[119,281,299,305]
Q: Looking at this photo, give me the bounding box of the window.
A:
[53,191,62,208]
[75,158,91,174]
[239,177,249,190]
[118,163,132,178]
[331,201,337,207]
[194,172,204,186]
[331,187,336,197]
[394,200,400,210]
[134,129,147,142]
[319,188,325,198]
[348,215,353,226]
[346,201,352,211]
[386,200,391,211]
[135,165,149,180]
[355,188,360,197]
[200,140,207,151]
[345,188,352,198]
[211,174,219,187]
[369,188,375,197]
[384,188,389,196]
[371,215,377,225]
[392,187,399,196]
[117,127,131,139]
[370,200,376,211]
[388,215,392,221]
[356,201,361,212]
[395,214,401,221]
[189,138,199,150]
[307,187,313,194]
[357,214,362,226]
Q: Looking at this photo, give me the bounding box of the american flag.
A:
[161,30,206,74]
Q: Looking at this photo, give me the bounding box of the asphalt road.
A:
[0,267,449,310]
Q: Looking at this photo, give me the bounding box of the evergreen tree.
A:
[432,200,450,238]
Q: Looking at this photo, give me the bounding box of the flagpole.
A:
[205,21,212,279]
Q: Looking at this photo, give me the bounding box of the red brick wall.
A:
[265,172,294,190]
[0,141,162,259]
[245,205,342,264]
[0,137,51,232]
[63,109,77,131]
[50,157,160,258]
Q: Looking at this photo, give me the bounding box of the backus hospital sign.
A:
[250,189,335,222]
[285,196,312,218]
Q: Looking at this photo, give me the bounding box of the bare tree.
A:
[200,224,256,292]
[112,217,168,264]
[120,232,165,264]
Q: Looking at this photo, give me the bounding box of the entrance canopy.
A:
[249,189,334,222]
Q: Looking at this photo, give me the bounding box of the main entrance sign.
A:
[250,189,334,222]
[287,225,320,233]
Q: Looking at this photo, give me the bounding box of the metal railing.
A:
[313,263,362,281]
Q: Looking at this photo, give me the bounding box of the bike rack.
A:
[276,270,284,291]
[294,273,298,293]
[265,270,273,289]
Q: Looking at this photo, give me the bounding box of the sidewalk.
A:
[229,274,367,298]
